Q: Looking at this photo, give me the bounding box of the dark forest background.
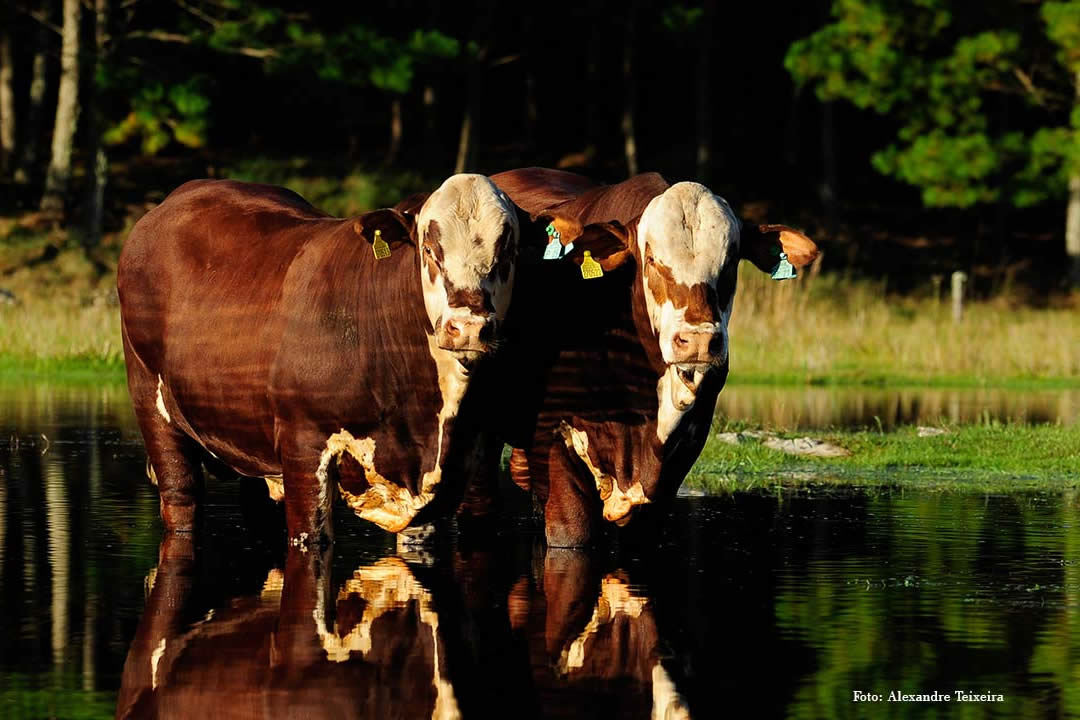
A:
[3,0,1080,298]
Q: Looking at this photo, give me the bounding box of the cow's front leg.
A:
[123,336,204,532]
[544,445,600,548]
[278,427,336,548]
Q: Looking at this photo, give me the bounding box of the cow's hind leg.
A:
[123,332,204,532]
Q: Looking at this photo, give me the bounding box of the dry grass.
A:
[2,231,1078,385]
[728,263,1080,385]
[0,241,124,375]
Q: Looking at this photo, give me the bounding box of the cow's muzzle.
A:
[670,329,724,365]
[436,313,496,353]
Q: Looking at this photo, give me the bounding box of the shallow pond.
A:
[2,385,1080,719]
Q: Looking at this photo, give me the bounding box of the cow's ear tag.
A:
[542,223,563,260]
[770,251,795,280]
[580,251,603,279]
[372,229,391,260]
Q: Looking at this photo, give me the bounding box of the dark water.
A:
[2,386,1080,719]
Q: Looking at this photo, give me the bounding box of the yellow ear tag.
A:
[580,250,603,280]
[372,229,391,260]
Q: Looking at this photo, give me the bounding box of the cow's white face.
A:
[636,182,739,441]
[417,174,517,364]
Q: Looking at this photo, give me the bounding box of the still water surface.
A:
[1,385,1079,719]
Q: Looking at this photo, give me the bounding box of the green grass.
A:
[687,422,1080,494]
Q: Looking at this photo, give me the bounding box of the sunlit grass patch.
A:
[687,421,1080,493]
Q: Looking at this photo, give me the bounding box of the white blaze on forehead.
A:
[637,182,739,286]
[417,173,517,289]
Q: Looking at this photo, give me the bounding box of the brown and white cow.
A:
[116,539,466,719]
[470,168,818,546]
[117,537,689,720]
[118,175,588,545]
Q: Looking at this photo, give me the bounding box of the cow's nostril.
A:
[673,334,689,347]
[445,321,461,338]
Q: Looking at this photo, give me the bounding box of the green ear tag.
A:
[372,229,391,260]
[770,251,796,280]
[580,250,603,279]
[543,224,563,260]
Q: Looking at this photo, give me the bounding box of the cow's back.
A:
[493,169,669,226]
[117,180,342,475]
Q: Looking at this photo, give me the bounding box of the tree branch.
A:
[126,29,277,59]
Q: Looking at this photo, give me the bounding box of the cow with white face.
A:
[480,168,819,545]
[636,183,739,440]
[414,174,518,366]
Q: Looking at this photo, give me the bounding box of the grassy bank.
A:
[2,159,1078,386]
[686,422,1080,494]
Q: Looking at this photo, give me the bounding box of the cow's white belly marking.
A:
[150,638,167,690]
[155,375,171,423]
[557,422,649,525]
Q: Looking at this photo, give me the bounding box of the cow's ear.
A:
[561,220,633,272]
[740,223,819,274]
[353,208,416,248]
[514,207,584,251]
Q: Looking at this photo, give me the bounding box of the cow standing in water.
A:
[118,175,594,545]
[473,168,819,546]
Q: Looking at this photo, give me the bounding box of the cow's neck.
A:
[421,334,472,495]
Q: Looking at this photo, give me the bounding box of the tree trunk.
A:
[1068,71,1080,288]
[454,109,473,175]
[85,0,110,249]
[0,14,15,176]
[16,5,51,185]
[384,96,402,167]
[454,3,493,174]
[621,6,639,177]
[695,0,715,181]
[820,100,837,231]
[40,0,82,215]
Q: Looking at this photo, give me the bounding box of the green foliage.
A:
[107,3,461,158]
[661,3,705,33]
[786,0,1080,209]
[103,77,211,155]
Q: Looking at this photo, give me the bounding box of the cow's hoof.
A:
[289,532,312,553]
[397,523,437,547]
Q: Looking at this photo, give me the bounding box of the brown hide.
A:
[117,179,484,540]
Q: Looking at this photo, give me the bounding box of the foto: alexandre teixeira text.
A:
[853,690,1005,703]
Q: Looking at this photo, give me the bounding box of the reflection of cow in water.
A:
[116,539,690,719]
[505,550,690,720]
[116,539,461,719]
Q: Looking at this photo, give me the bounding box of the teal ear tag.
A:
[770,251,796,280]
[542,223,563,260]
